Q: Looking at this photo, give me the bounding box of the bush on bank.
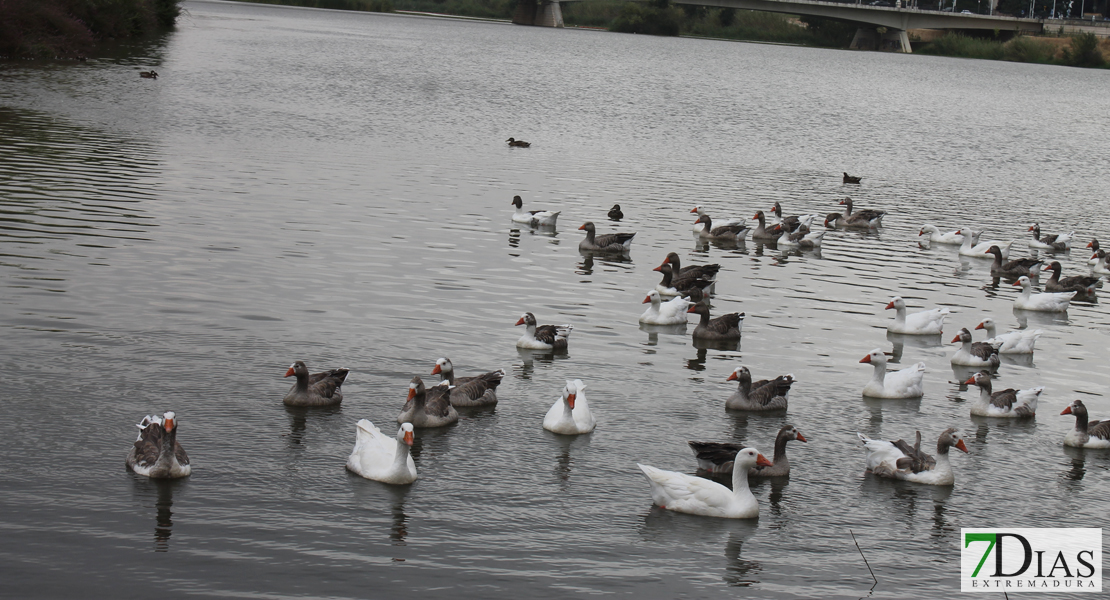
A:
[0,0,181,58]
[919,31,1107,68]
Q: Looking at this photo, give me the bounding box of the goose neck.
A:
[156,425,178,468]
[983,323,997,338]
[293,371,310,393]
[772,432,790,461]
[1073,409,1089,433]
[870,362,887,385]
[933,450,953,476]
[392,437,412,470]
[730,457,752,496]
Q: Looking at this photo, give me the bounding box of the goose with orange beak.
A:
[638,447,772,518]
[283,360,348,407]
[1061,400,1110,449]
[126,411,191,479]
[543,379,594,435]
[346,420,418,484]
[964,371,1041,418]
[639,289,693,326]
[515,312,572,351]
[858,428,967,486]
[859,348,925,398]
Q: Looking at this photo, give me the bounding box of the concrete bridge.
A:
[511,0,1046,52]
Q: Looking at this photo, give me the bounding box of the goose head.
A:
[838,197,853,208]
[693,214,712,228]
[431,357,452,376]
[1087,239,1098,250]
[986,245,1005,258]
[824,213,842,227]
[1061,399,1086,417]
[643,290,661,305]
[951,327,973,344]
[1028,223,1041,235]
[653,262,674,276]
[163,411,176,433]
[515,312,537,327]
[726,365,751,384]
[752,210,765,222]
[963,370,992,390]
[511,195,523,208]
[859,348,891,365]
[561,380,583,409]
[734,448,774,470]
[974,318,995,332]
[408,376,425,400]
[686,303,709,317]
[690,205,705,216]
[1049,261,1063,274]
[781,424,807,443]
[397,423,415,446]
[939,428,969,453]
[770,201,782,217]
[285,360,308,378]
[1011,276,1032,290]
[919,225,939,236]
[885,296,905,311]
[578,222,596,234]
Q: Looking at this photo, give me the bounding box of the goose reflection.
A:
[685,347,708,371]
[749,477,789,517]
[154,480,176,552]
[723,529,762,587]
[389,487,408,544]
[639,322,687,346]
[549,432,590,491]
[1061,446,1087,482]
[515,347,564,369]
[859,477,952,532]
[999,353,1034,368]
[284,404,342,450]
[1014,307,1069,328]
[861,395,922,422]
[692,336,741,353]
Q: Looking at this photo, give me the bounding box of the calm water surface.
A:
[1,1,1109,597]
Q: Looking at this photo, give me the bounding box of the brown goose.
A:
[694,215,749,242]
[859,429,967,485]
[1061,400,1110,448]
[661,252,720,281]
[950,327,1000,368]
[283,361,348,406]
[578,222,635,253]
[751,211,783,241]
[432,358,503,407]
[723,365,792,411]
[1028,224,1072,251]
[688,425,807,476]
[1044,261,1100,298]
[506,137,530,148]
[965,371,1041,418]
[398,375,458,427]
[653,262,714,297]
[126,412,191,479]
[986,245,1041,278]
[515,312,572,351]
[769,201,815,233]
[839,197,884,226]
[843,172,862,184]
[688,303,743,340]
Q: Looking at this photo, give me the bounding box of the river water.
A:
[1,1,1108,597]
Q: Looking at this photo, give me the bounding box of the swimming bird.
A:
[957,229,1012,259]
[607,204,623,220]
[858,429,967,485]
[885,296,948,335]
[543,379,595,435]
[974,318,1041,355]
[510,195,560,228]
[965,371,1041,418]
[688,303,743,340]
[638,448,772,518]
[839,197,883,226]
[950,327,1000,368]
[694,215,749,242]
[398,375,458,428]
[515,312,572,351]
[919,225,975,245]
[506,137,530,147]
[578,222,635,253]
[653,262,714,298]
[283,361,348,406]
[751,211,783,241]
[1028,223,1072,251]
[775,224,825,248]
[140,70,158,79]
[723,366,793,411]
[1012,275,1074,312]
[843,172,862,184]
[1061,400,1110,449]
[859,349,925,398]
[432,358,503,407]
[126,412,191,479]
[640,290,693,326]
[690,205,744,233]
[660,252,720,281]
[346,421,417,484]
[1044,261,1099,299]
[688,425,807,476]
[986,245,1041,278]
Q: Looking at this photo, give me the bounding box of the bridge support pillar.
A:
[850,27,912,53]
[512,0,564,27]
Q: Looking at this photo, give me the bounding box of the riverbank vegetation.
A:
[0,0,181,59]
[919,31,1107,68]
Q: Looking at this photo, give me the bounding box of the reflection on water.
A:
[154,480,176,552]
[1061,446,1087,482]
[750,477,789,517]
[723,530,762,587]
[685,347,708,371]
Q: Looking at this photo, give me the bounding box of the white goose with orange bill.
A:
[965,371,1041,418]
[638,447,771,518]
[950,327,1000,368]
[1012,275,1074,312]
[885,296,948,335]
[859,349,925,398]
[515,312,572,351]
[974,317,1041,355]
[957,229,1012,259]
[543,379,594,435]
[126,412,191,479]
[858,429,967,486]
[775,224,825,248]
[688,425,806,476]
[346,421,417,484]
[640,290,692,326]
[1061,400,1110,449]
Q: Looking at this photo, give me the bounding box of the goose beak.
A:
[164,418,175,432]
[918,229,923,236]
[403,430,414,446]
[1087,241,1093,248]
[859,354,872,364]
[974,322,985,330]
[653,265,663,272]
[431,364,441,375]
[964,376,976,385]
[726,371,739,381]
[689,207,698,213]
[1011,280,1021,286]
[955,439,968,453]
[951,335,961,343]
[756,453,773,467]
[1027,226,1035,231]
[567,393,575,409]
[1061,406,1073,415]
[687,305,697,313]
[515,317,525,326]
[661,256,670,264]
[752,213,759,220]
[885,301,895,310]
[642,296,651,304]
[407,388,416,400]
[838,199,846,205]
[578,224,586,230]
[1093,253,1099,260]
[284,367,295,377]
[795,433,807,443]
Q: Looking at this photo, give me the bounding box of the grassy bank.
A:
[919,31,1108,68]
[0,0,181,59]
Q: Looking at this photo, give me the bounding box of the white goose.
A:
[346,420,417,484]
[974,318,1041,355]
[640,290,692,326]
[885,296,948,335]
[690,205,743,233]
[858,429,967,486]
[965,371,1041,418]
[1012,276,1074,312]
[510,195,559,228]
[1027,223,1073,251]
[543,380,595,435]
[1091,250,1110,276]
[638,447,772,518]
[957,229,1012,259]
[859,349,925,398]
[919,225,978,245]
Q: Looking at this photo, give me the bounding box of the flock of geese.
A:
[125,172,1110,521]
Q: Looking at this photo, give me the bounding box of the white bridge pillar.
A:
[850,27,912,53]
[512,0,564,27]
